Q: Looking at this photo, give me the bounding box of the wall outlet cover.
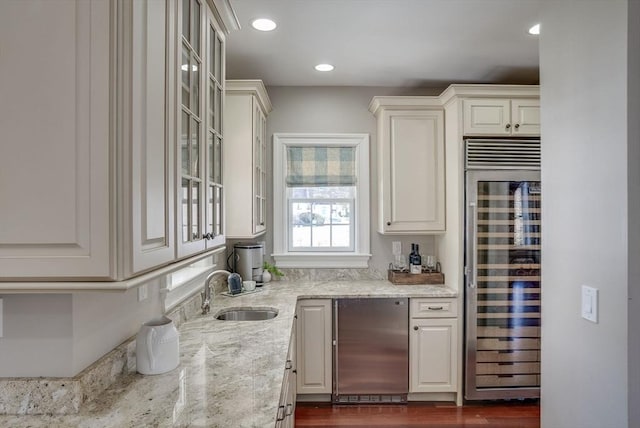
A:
[138,284,149,302]
[392,241,402,256]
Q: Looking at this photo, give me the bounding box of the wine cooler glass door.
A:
[465,170,541,400]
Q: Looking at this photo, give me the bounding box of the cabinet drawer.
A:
[410,298,457,318]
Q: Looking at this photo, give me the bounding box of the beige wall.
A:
[0,279,164,377]
[263,86,447,278]
[539,1,634,427]
[627,0,640,426]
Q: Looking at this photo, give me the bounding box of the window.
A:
[273,134,371,268]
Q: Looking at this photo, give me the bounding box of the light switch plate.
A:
[581,285,598,323]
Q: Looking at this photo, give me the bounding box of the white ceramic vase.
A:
[136,316,180,375]
[262,270,272,283]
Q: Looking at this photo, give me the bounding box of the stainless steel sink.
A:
[215,308,278,321]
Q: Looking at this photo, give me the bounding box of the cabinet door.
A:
[253,100,267,235]
[511,99,540,136]
[0,0,112,279]
[379,109,445,233]
[204,8,225,249]
[222,94,254,238]
[410,318,457,393]
[128,0,175,275]
[463,99,511,135]
[296,299,332,394]
[175,0,225,257]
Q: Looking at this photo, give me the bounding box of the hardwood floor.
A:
[295,401,540,428]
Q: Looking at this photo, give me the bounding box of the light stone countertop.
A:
[0,280,457,428]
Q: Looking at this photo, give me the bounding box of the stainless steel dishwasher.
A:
[333,298,409,403]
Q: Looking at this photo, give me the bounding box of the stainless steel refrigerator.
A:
[333,298,409,403]
[464,139,541,400]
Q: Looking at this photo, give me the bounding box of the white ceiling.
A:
[225,0,542,87]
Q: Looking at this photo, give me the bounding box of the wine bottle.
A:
[409,243,422,274]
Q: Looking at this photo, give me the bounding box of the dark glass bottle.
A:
[409,243,422,274]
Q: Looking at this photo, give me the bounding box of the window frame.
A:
[273,133,371,268]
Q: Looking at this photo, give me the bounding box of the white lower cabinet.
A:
[296,299,333,395]
[277,324,297,428]
[409,298,458,393]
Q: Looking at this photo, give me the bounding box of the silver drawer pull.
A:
[427,306,444,310]
[285,403,293,416]
[276,405,285,421]
[285,360,292,370]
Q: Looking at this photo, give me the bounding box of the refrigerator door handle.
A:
[333,299,338,398]
[469,201,477,289]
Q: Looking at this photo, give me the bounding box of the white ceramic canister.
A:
[136,316,180,375]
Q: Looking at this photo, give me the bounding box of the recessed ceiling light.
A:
[314,64,335,72]
[251,18,277,32]
[528,23,540,35]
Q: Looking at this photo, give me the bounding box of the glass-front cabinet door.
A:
[205,7,225,249]
[465,170,541,400]
[176,0,224,257]
[254,99,267,235]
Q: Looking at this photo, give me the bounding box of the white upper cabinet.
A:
[463,98,540,136]
[174,0,226,258]
[370,98,446,234]
[223,80,272,239]
[125,0,175,276]
[0,0,112,279]
[0,0,234,283]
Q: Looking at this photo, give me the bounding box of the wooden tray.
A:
[387,270,445,285]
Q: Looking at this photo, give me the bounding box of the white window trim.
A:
[273,133,371,268]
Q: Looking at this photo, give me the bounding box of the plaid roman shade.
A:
[286,146,356,187]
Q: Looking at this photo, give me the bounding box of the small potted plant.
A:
[262,261,284,283]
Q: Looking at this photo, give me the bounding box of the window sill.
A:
[272,253,372,269]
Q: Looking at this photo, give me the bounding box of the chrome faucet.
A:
[201,270,232,314]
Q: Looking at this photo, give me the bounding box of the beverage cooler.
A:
[464,139,541,400]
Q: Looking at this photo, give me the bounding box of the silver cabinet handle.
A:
[505,123,511,130]
[276,405,285,421]
[413,326,419,331]
[285,360,292,370]
[514,123,520,130]
[428,306,444,310]
[285,403,293,416]
[469,201,477,289]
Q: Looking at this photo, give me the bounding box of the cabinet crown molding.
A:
[439,84,540,106]
[226,79,273,114]
[368,96,442,115]
[208,0,240,34]
[369,84,540,115]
